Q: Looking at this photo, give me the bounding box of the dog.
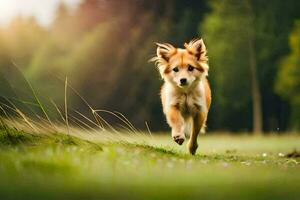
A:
[150,38,211,155]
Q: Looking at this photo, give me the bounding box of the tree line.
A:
[0,0,299,133]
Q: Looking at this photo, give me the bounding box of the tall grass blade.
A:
[65,76,70,135]
[145,121,153,138]
[11,61,55,129]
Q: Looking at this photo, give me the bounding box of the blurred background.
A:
[0,0,299,133]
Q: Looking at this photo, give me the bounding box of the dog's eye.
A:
[188,65,194,71]
[173,67,179,72]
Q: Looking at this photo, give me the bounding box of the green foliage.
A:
[30,0,207,131]
[201,0,253,131]
[201,0,300,131]
[0,17,46,69]
[1,0,300,131]
[276,20,300,129]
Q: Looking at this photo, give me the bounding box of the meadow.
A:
[0,122,299,200]
[1,1,300,200]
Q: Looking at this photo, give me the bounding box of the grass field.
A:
[0,123,300,200]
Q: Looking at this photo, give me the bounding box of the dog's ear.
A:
[184,38,208,62]
[156,43,176,62]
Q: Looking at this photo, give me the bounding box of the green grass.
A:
[0,124,300,200]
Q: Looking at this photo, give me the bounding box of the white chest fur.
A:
[163,80,207,118]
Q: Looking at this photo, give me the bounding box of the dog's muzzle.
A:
[180,78,187,86]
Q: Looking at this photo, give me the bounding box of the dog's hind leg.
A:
[187,112,206,155]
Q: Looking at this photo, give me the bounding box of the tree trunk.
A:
[245,0,263,134]
[248,38,263,134]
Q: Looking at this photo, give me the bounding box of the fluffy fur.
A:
[150,38,211,155]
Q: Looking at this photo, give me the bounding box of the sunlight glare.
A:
[0,0,82,26]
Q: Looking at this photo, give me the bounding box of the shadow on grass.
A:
[119,142,253,162]
[122,142,180,156]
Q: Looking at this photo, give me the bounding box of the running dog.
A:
[150,38,211,155]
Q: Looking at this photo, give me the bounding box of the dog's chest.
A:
[163,82,207,117]
[178,92,203,117]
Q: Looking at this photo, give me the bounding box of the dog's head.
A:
[151,38,208,90]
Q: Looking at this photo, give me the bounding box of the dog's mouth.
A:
[179,82,189,87]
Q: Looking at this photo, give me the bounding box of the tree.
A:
[275,20,300,130]
[201,0,300,133]
[245,1,263,134]
[201,0,263,133]
[1,17,46,69]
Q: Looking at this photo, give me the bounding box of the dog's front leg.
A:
[188,112,206,155]
[167,106,185,145]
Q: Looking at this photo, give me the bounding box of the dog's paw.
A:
[172,135,185,145]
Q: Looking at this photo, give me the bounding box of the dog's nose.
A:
[180,78,187,85]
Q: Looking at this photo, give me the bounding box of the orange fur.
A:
[151,38,211,155]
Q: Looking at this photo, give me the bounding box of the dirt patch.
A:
[285,150,300,158]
